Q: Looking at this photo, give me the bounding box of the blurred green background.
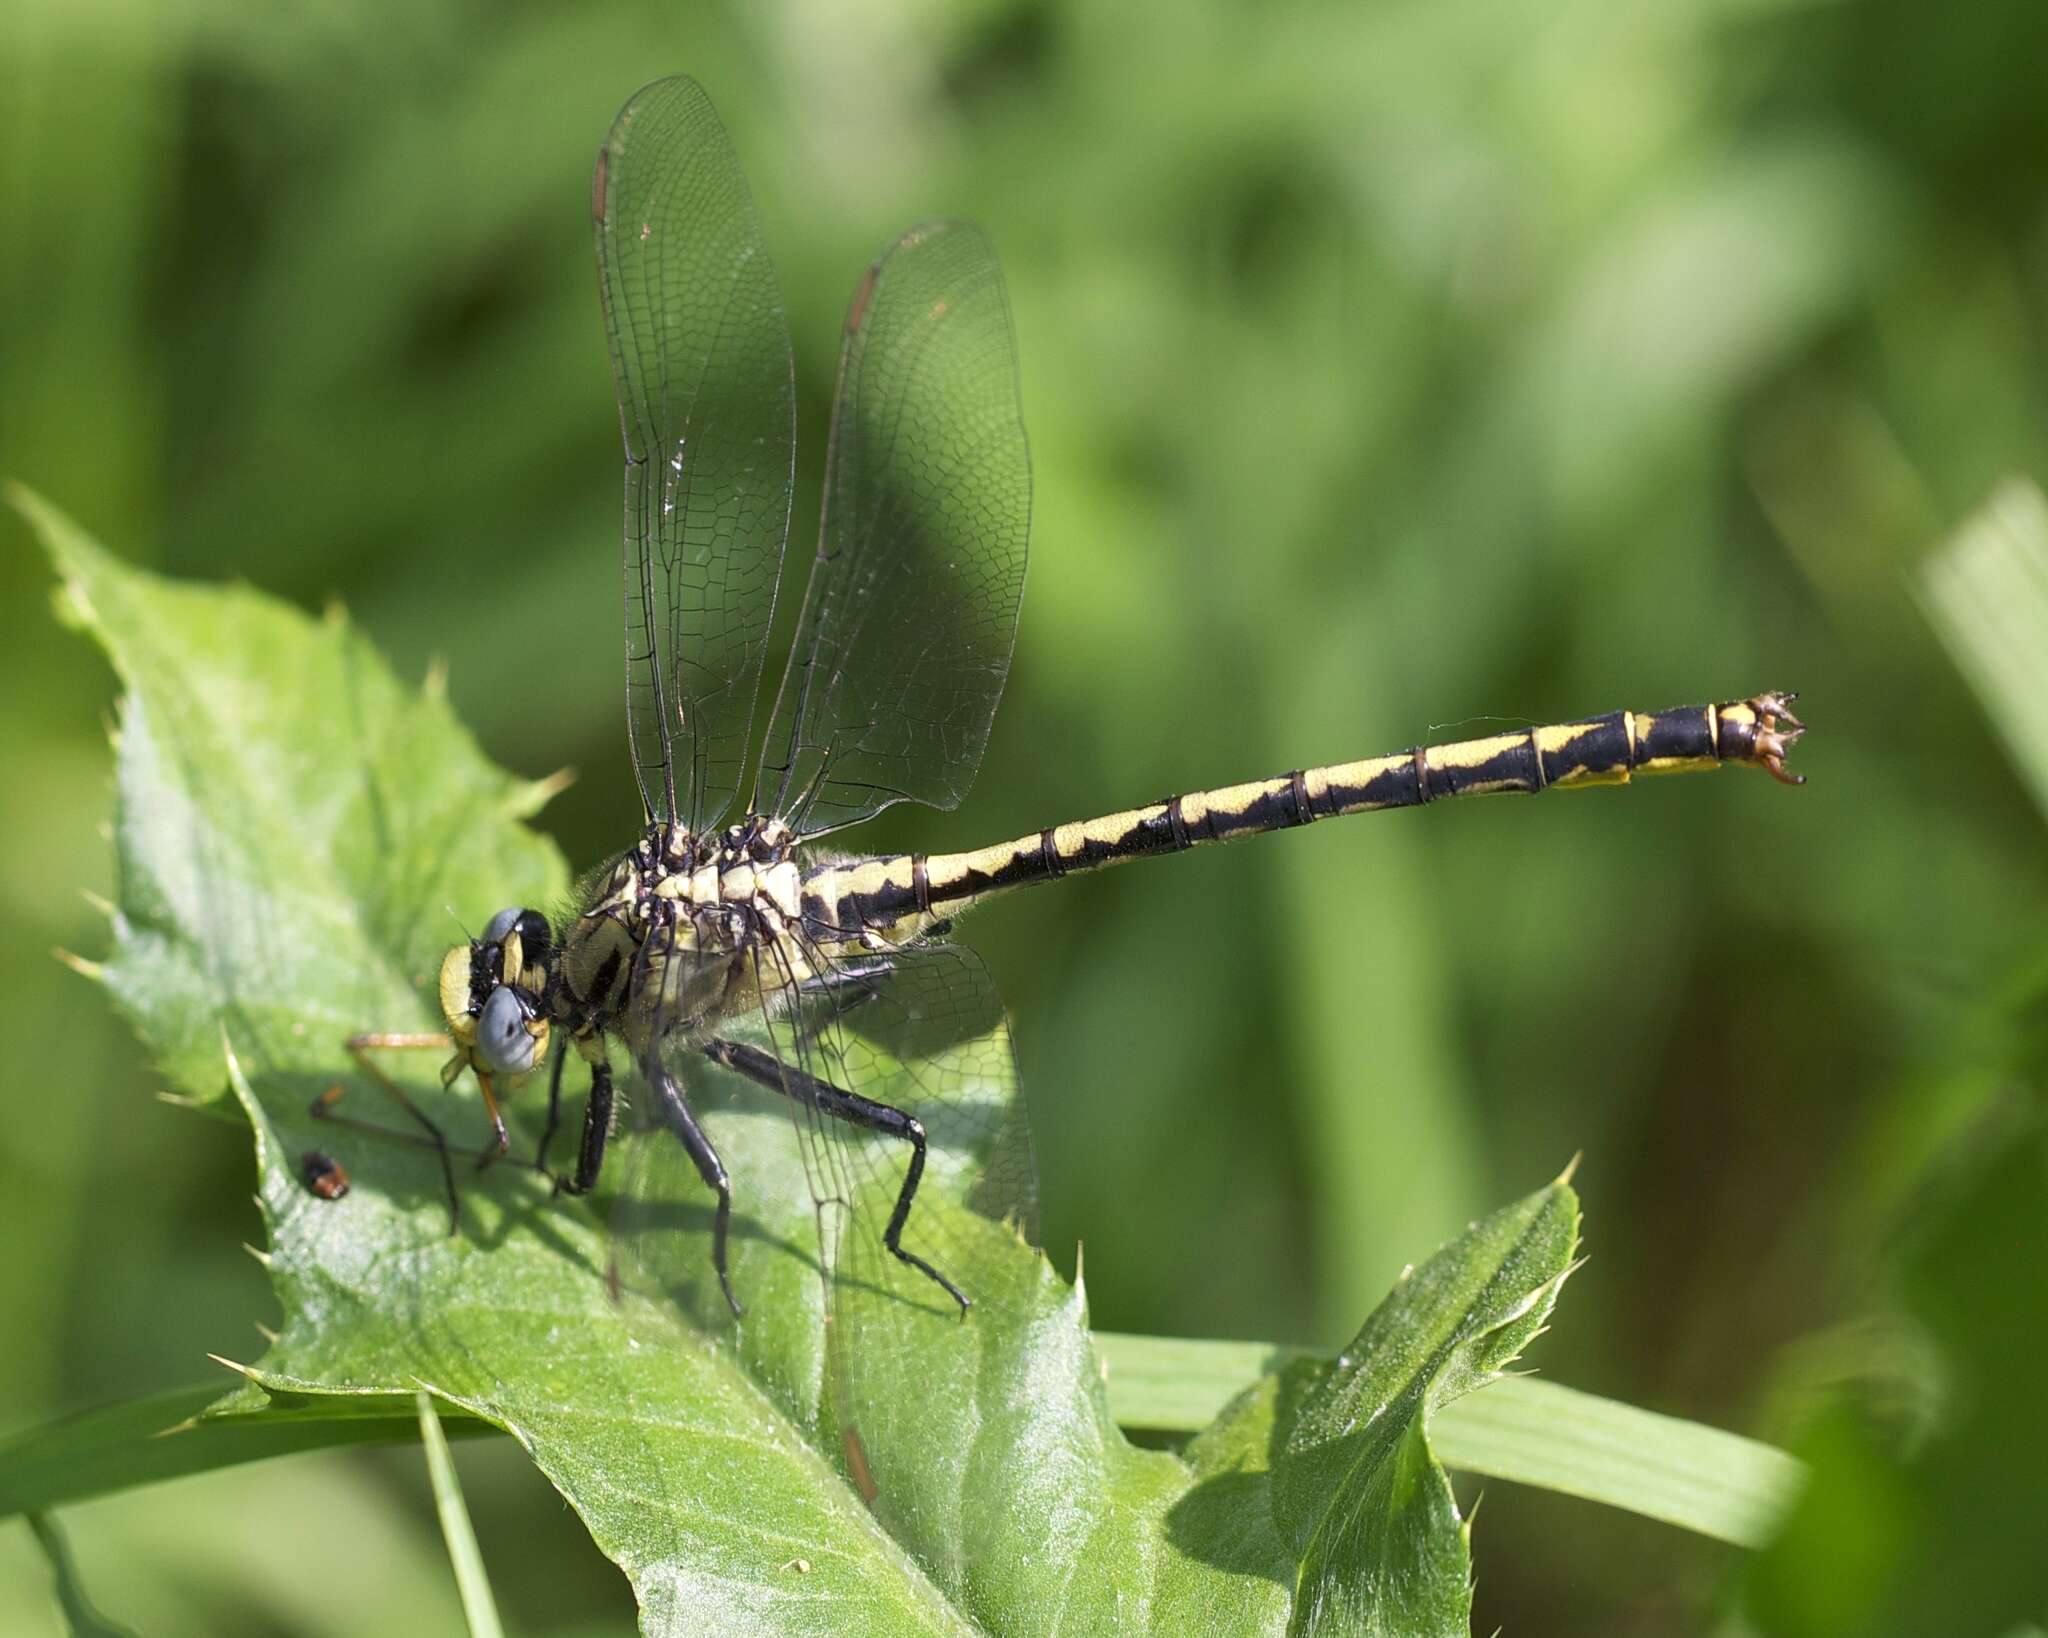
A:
[4,0,2045,1632]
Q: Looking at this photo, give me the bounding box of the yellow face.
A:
[435,912,552,1091]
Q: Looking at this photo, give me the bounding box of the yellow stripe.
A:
[1048,807,1157,857]
[1179,777,1289,832]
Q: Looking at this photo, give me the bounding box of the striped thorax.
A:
[556,816,809,1052]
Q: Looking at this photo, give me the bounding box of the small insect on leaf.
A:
[299,1150,351,1201]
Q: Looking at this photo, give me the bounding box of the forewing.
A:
[757,222,1030,834]
[595,76,795,828]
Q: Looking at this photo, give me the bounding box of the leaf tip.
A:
[1555,1151,1582,1188]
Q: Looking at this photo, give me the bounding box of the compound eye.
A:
[512,908,552,963]
[483,907,523,945]
[474,986,538,1077]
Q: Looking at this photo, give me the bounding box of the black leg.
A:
[555,1061,614,1197]
[702,1036,969,1314]
[644,1057,740,1318]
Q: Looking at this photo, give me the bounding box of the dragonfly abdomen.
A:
[798,693,1803,936]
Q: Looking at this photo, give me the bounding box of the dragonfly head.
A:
[437,906,554,1087]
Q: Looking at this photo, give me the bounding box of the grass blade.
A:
[26,1512,140,1638]
[1918,478,2048,819]
[1099,1332,1804,1546]
[417,1393,504,1638]
[0,1384,491,1517]
[1429,1376,1804,1548]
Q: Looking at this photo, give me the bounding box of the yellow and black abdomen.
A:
[799,693,1803,937]
[1317,695,1797,810]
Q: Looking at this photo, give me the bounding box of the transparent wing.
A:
[601,916,836,1388]
[787,937,1037,1256]
[604,933,1036,1439]
[780,941,1036,1520]
[756,222,1031,835]
[595,75,796,828]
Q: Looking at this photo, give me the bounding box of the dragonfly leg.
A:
[644,1055,740,1317]
[473,1073,510,1172]
[702,1036,969,1315]
[330,1032,462,1232]
[552,1061,615,1198]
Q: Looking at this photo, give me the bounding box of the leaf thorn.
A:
[513,766,577,817]
[51,947,102,982]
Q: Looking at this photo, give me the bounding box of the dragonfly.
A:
[332,74,1804,1328]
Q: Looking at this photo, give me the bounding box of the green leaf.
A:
[31,487,1584,1633]
[1264,1180,1577,1637]
[22,480,567,1114]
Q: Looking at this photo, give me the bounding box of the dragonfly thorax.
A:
[550,813,807,1053]
[642,814,802,948]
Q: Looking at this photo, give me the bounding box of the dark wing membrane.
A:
[595,76,795,828]
[757,222,1030,835]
